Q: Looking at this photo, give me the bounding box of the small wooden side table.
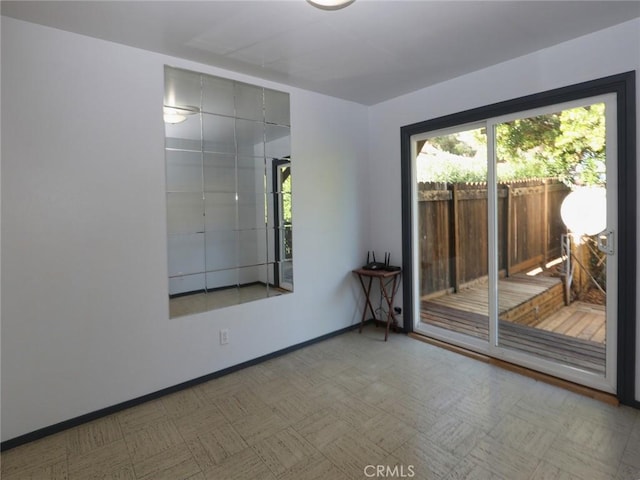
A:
[353,268,402,341]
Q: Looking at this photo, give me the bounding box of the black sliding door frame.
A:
[400,72,637,405]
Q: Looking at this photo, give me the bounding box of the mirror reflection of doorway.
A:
[273,158,293,292]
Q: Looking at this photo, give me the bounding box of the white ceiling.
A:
[3,1,640,105]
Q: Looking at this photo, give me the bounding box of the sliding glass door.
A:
[491,98,616,389]
[412,94,618,392]
[414,125,490,349]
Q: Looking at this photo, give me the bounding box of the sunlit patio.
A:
[421,272,606,374]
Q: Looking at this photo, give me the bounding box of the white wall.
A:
[367,19,640,401]
[0,17,369,441]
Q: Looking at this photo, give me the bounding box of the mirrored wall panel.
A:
[164,66,293,317]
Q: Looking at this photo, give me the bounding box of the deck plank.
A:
[420,274,606,375]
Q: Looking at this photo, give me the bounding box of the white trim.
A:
[410,139,421,330]
[604,92,618,393]
[486,121,499,348]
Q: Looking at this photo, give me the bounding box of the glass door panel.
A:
[415,126,489,342]
[493,97,616,386]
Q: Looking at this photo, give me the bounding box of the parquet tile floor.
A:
[2,325,639,479]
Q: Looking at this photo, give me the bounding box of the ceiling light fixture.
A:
[307,0,355,11]
[163,105,200,124]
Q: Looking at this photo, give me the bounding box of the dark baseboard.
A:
[1,322,361,452]
[628,399,640,410]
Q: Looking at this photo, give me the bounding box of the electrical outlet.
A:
[220,329,229,345]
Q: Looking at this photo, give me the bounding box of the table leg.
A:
[379,275,399,341]
[357,274,375,333]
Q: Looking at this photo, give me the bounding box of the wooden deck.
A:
[426,274,562,316]
[421,274,606,374]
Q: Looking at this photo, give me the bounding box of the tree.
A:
[419,103,607,185]
[429,134,477,157]
[495,103,606,186]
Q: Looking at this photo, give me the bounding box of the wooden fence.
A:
[418,178,570,297]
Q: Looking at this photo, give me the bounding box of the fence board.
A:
[418,179,570,296]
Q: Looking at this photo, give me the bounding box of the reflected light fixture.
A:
[307,0,355,10]
[163,105,199,124]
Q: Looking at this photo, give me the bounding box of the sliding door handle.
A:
[597,229,614,255]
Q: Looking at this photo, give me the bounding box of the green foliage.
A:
[429,135,477,157]
[282,174,292,223]
[418,103,607,186]
[418,129,487,183]
[496,115,560,160]
[419,156,486,183]
[496,103,606,186]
